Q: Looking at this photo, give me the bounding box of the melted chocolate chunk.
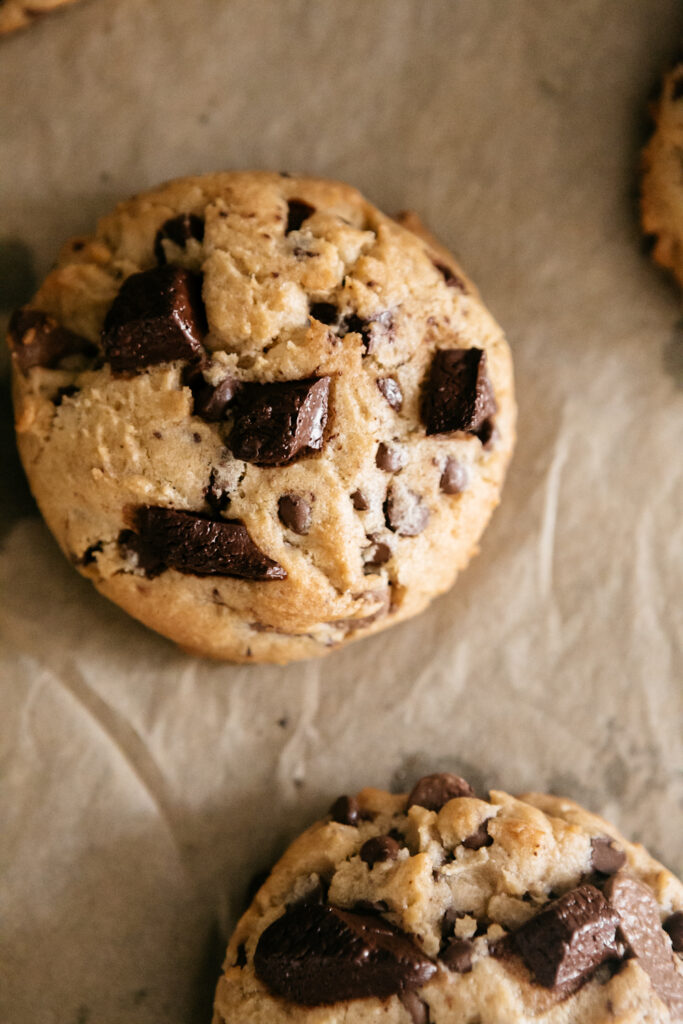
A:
[441,937,473,973]
[154,213,205,264]
[377,376,403,411]
[102,266,206,373]
[462,820,492,850]
[513,884,620,989]
[399,991,430,1024]
[253,902,436,1005]
[376,442,406,472]
[330,795,359,826]
[407,773,475,812]
[340,311,394,354]
[664,912,683,953]
[422,348,496,436]
[286,199,316,234]
[351,489,370,511]
[590,837,627,876]
[8,308,95,374]
[278,494,312,535]
[432,259,466,291]
[128,507,286,580]
[605,873,683,1016]
[310,302,338,325]
[229,377,330,466]
[385,486,429,537]
[185,366,240,421]
[360,835,400,867]
[440,458,469,494]
[364,535,393,568]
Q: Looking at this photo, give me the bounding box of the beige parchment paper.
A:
[1,1,682,1021]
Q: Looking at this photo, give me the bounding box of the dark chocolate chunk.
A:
[385,486,429,537]
[351,489,370,511]
[441,907,465,939]
[253,902,436,1005]
[376,442,406,473]
[664,911,683,953]
[330,795,359,826]
[8,308,95,374]
[310,302,338,325]
[102,266,206,373]
[229,376,330,466]
[340,310,394,354]
[590,837,627,876]
[364,534,392,568]
[278,494,312,535]
[128,506,286,580]
[79,541,103,566]
[154,213,205,264]
[205,469,231,513]
[422,348,496,436]
[185,366,240,421]
[407,773,475,812]
[440,458,469,494]
[53,384,79,406]
[399,991,430,1024]
[377,376,403,411]
[513,884,620,989]
[286,199,316,234]
[441,937,473,974]
[605,873,683,1016]
[432,259,466,291]
[462,820,492,850]
[360,835,400,867]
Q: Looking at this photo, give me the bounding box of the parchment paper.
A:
[1,2,682,1021]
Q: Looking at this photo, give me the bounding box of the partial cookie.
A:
[8,171,515,663]
[213,774,683,1023]
[0,0,80,35]
[641,62,683,287]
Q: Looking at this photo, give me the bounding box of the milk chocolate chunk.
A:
[377,376,403,411]
[330,795,359,826]
[253,902,436,1005]
[407,773,474,812]
[8,308,95,374]
[432,259,465,291]
[351,489,370,511]
[590,837,627,875]
[422,348,496,436]
[154,213,205,264]
[664,912,683,953]
[462,820,492,850]
[440,458,469,494]
[286,199,316,234]
[376,442,406,472]
[102,266,206,373]
[230,376,330,466]
[186,367,240,421]
[605,873,683,1016]
[441,937,473,973]
[278,494,312,535]
[360,835,400,867]
[385,487,429,537]
[513,884,620,989]
[131,506,286,580]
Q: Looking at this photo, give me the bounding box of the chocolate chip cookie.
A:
[8,172,515,662]
[0,0,80,35]
[641,62,683,287]
[213,773,683,1023]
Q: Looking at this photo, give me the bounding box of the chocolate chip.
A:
[590,837,627,876]
[127,506,286,580]
[351,489,370,511]
[330,795,359,826]
[278,494,312,534]
[253,902,436,1005]
[476,416,497,449]
[376,442,406,472]
[440,458,469,494]
[605,873,683,1016]
[79,541,103,566]
[407,773,474,812]
[205,469,231,514]
[441,907,465,939]
[441,937,473,973]
[53,384,79,406]
[185,366,240,421]
[310,302,338,325]
[340,311,394,354]
[513,884,620,990]
[422,348,496,436]
[102,266,206,374]
[229,377,330,466]
[8,308,96,374]
[399,991,430,1024]
[664,912,683,953]
[377,377,403,411]
[432,259,466,291]
[153,213,205,264]
[286,199,315,234]
[385,486,429,536]
[462,820,492,850]
[360,835,400,867]
[363,534,392,568]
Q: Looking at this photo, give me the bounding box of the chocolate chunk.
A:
[432,259,465,291]
[476,417,497,449]
[377,376,403,411]
[422,348,496,436]
[53,384,79,406]
[310,302,338,325]
[79,541,103,566]
[441,907,465,939]
[376,442,406,473]
[407,773,474,812]
[462,820,492,850]
[590,837,627,875]
[128,506,286,580]
[441,937,473,973]
[8,308,95,374]
[154,213,205,264]
[102,266,206,373]
[364,534,392,568]
[513,884,620,989]
[278,494,312,535]
[340,311,394,354]
[605,873,683,1016]
[286,199,316,234]
[253,902,436,1005]
[440,458,469,494]
[330,795,359,826]
[664,912,683,954]
[399,991,430,1024]
[351,489,370,511]
[205,469,231,514]
[360,835,400,867]
[185,366,240,421]
[385,486,429,537]
[229,376,330,466]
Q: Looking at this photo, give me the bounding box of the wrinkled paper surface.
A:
[1,2,682,1021]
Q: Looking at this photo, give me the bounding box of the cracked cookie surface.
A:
[641,62,683,287]
[8,171,515,663]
